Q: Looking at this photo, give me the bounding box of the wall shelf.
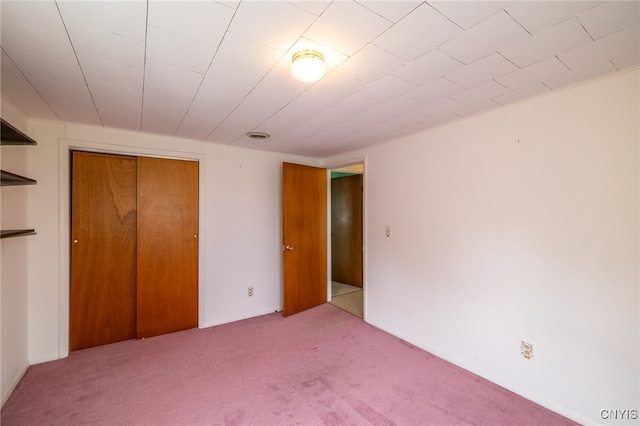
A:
[1,118,37,238]
[1,229,36,239]
[1,118,37,145]
[1,170,37,186]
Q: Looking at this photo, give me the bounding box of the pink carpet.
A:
[2,304,575,425]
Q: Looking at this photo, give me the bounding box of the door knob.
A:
[283,245,294,251]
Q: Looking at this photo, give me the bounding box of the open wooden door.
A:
[282,162,327,316]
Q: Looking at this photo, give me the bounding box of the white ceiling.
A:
[1,1,638,158]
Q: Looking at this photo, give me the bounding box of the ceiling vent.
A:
[246,132,271,140]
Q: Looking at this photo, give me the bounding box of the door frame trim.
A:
[323,156,367,320]
[58,139,206,358]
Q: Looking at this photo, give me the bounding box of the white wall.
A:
[3,69,637,423]
[1,100,32,406]
[326,68,639,425]
[21,119,319,363]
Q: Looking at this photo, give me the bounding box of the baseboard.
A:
[364,318,589,425]
[1,363,28,409]
[29,352,63,365]
[201,307,281,329]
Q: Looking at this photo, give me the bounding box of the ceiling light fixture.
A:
[290,50,326,83]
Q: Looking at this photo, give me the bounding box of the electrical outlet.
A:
[385,225,391,237]
[247,286,254,297]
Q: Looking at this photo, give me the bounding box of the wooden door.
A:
[136,156,199,338]
[70,152,137,351]
[331,174,363,287]
[282,162,327,316]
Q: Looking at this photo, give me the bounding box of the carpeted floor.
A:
[1,304,576,426]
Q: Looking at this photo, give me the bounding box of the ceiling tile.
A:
[444,53,519,88]
[449,80,511,105]
[206,117,258,144]
[288,1,331,16]
[454,100,500,117]
[89,81,142,110]
[79,56,144,90]
[406,77,465,104]
[415,97,465,116]
[420,112,461,127]
[142,94,193,119]
[336,44,406,83]
[356,0,423,23]
[492,83,550,105]
[99,109,141,132]
[1,18,77,64]
[372,3,462,60]
[241,70,306,114]
[0,51,59,120]
[294,108,355,136]
[259,99,323,131]
[544,61,617,90]
[66,21,145,69]
[191,83,244,117]
[333,94,382,115]
[357,74,417,102]
[148,1,233,46]
[612,50,640,70]
[1,0,637,159]
[388,111,428,128]
[497,57,572,90]
[141,112,183,136]
[3,48,84,86]
[1,1,65,33]
[506,1,604,34]
[373,96,424,117]
[201,32,283,97]
[144,62,204,93]
[392,49,464,86]
[228,1,316,52]
[307,71,368,107]
[28,76,101,125]
[439,10,530,64]
[57,1,147,41]
[304,1,392,56]
[429,1,512,29]
[500,18,592,68]
[175,112,221,141]
[558,25,640,70]
[577,1,639,40]
[146,26,216,74]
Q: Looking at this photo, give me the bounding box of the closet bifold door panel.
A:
[70,152,137,351]
[136,156,199,339]
[70,152,198,350]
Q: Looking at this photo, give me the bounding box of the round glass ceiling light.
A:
[290,50,326,83]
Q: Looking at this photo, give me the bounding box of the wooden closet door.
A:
[70,152,137,351]
[136,157,199,338]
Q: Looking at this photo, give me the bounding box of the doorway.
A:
[329,163,364,318]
